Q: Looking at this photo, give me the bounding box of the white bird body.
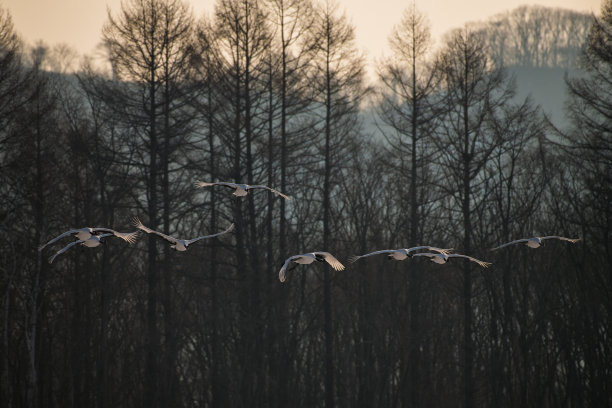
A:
[279,252,345,282]
[40,227,138,251]
[492,236,580,251]
[133,217,234,251]
[195,181,290,200]
[412,252,492,268]
[348,246,453,263]
[48,233,113,263]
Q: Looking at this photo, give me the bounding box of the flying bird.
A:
[195,181,290,200]
[279,252,345,283]
[491,236,580,250]
[40,227,138,251]
[133,216,234,251]
[348,246,453,264]
[412,252,492,268]
[48,233,114,264]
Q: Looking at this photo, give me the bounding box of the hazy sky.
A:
[3,0,602,63]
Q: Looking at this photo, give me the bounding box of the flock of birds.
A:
[39,181,580,281]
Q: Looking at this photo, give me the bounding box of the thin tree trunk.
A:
[207,71,223,408]
[462,94,474,408]
[323,47,334,408]
[145,70,159,408]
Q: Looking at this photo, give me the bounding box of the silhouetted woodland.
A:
[1,0,610,407]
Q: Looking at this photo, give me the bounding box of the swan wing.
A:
[39,229,82,251]
[407,246,453,254]
[185,223,235,245]
[540,236,580,243]
[279,255,302,282]
[449,254,492,268]
[132,216,178,244]
[348,249,398,263]
[48,240,83,263]
[316,252,345,271]
[112,230,139,244]
[195,181,238,189]
[247,185,291,200]
[491,238,530,251]
[94,228,139,244]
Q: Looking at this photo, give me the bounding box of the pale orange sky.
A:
[2,0,601,63]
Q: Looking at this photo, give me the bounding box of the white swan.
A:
[279,252,345,282]
[492,236,580,250]
[348,246,453,263]
[40,227,138,251]
[412,252,492,268]
[133,216,234,251]
[48,233,114,263]
[195,181,290,200]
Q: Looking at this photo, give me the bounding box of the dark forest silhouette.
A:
[1,1,610,407]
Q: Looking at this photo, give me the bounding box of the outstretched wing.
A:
[185,223,235,245]
[111,230,139,244]
[449,254,492,268]
[279,255,301,283]
[132,216,179,244]
[541,236,580,243]
[316,252,345,271]
[194,181,238,189]
[348,249,399,263]
[39,229,82,251]
[407,246,453,254]
[491,238,531,251]
[247,185,291,200]
[48,240,83,263]
[92,228,139,244]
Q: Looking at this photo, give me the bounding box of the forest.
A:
[0,0,610,407]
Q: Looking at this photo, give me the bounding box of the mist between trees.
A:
[1,0,610,407]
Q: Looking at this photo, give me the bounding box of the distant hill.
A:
[366,5,593,136]
[509,65,575,129]
[471,5,592,129]
[470,5,592,70]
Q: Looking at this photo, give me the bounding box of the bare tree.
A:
[190,16,230,407]
[263,0,318,403]
[101,1,196,406]
[0,6,32,147]
[211,0,273,404]
[483,99,546,406]
[308,1,367,406]
[375,5,439,404]
[552,3,612,404]
[435,27,515,407]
